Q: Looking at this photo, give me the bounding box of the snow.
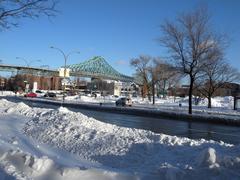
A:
[0,91,15,96]
[0,99,137,180]
[3,90,239,117]
[0,98,240,179]
[129,96,240,119]
[0,149,135,180]
[61,94,240,117]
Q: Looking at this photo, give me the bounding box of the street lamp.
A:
[16,57,41,67]
[16,57,41,92]
[1,78,5,95]
[50,46,80,103]
[40,65,50,70]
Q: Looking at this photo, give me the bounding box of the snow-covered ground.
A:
[0,98,240,179]
[0,99,137,180]
[62,94,240,117]
[131,96,240,117]
[4,90,239,117]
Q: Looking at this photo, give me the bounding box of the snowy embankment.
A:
[132,96,240,116]
[0,98,240,179]
[64,94,240,118]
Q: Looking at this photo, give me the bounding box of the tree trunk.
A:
[163,79,166,99]
[234,96,237,110]
[148,94,151,102]
[152,80,155,105]
[188,77,194,114]
[207,96,212,108]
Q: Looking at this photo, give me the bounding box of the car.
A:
[35,90,43,93]
[91,91,101,98]
[81,90,91,97]
[44,92,56,98]
[115,97,132,107]
[35,90,45,97]
[24,92,37,98]
[67,91,77,96]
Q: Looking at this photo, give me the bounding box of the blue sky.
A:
[0,0,240,76]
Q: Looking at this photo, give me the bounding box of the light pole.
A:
[16,57,41,92]
[40,65,50,70]
[1,78,5,95]
[16,57,41,67]
[50,46,80,103]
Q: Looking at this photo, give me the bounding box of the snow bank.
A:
[0,91,15,97]
[1,99,240,179]
[198,96,234,108]
[132,96,234,109]
[0,149,136,180]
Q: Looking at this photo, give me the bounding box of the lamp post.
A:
[50,46,80,103]
[1,78,5,95]
[40,65,50,70]
[16,57,41,67]
[16,57,41,92]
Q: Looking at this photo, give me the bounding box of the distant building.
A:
[214,82,240,97]
[168,85,189,97]
[7,74,61,91]
[0,76,7,91]
[168,82,240,98]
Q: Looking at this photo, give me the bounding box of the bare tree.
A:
[160,7,225,114]
[130,55,151,100]
[153,58,181,99]
[196,57,240,108]
[148,63,158,104]
[131,56,181,104]
[0,0,58,30]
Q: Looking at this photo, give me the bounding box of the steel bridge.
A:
[0,56,133,82]
[67,56,133,82]
[0,64,57,76]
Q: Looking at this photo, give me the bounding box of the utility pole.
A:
[50,46,80,104]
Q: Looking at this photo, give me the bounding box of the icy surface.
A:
[0,98,240,179]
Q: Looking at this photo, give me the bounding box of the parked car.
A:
[35,90,43,93]
[115,97,132,107]
[44,92,56,98]
[24,92,37,98]
[81,90,91,97]
[35,90,45,97]
[91,91,101,98]
[67,91,77,96]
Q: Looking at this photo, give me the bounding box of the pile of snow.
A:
[0,91,15,96]
[132,96,234,109]
[1,98,240,179]
[132,96,240,118]
[64,95,80,101]
[0,99,137,180]
[0,149,135,180]
[198,96,234,108]
[63,95,117,104]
